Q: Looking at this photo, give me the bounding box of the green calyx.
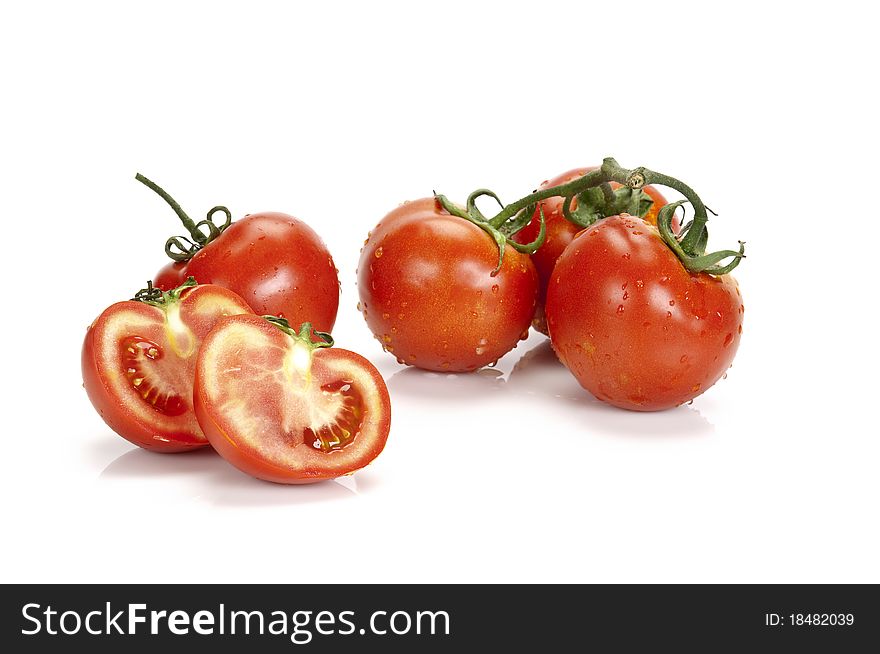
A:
[433,190,546,276]
[135,173,233,263]
[440,157,745,276]
[263,317,334,349]
[131,276,198,306]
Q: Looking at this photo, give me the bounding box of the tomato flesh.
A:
[120,336,188,416]
[545,215,743,411]
[82,285,254,451]
[194,314,390,483]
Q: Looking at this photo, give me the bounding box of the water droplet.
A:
[723,333,734,347]
[616,305,625,314]
[635,279,644,288]
[622,291,629,300]
[382,334,392,344]
[669,300,675,306]
[374,247,383,258]
[470,311,478,319]
[722,373,728,380]
[476,290,483,297]
[478,337,488,346]
[491,284,499,293]
[666,311,672,318]
[738,325,743,334]
[692,383,701,392]
[398,313,405,320]
[475,346,486,355]
[382,312,390,319]
[680,354,689,363]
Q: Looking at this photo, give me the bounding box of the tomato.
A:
[194,315,390,483]
[137,176,340,332]
[357,197,538,372]
[545,215,743,411]
[153,213,340,332]
[513,167,670,334]
[82,281,254,451]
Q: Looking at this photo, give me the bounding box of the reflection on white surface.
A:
[100,446,360,507]
[389,336,713,438]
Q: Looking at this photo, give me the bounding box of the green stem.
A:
[488,168,608,227]
[135,173,206,244]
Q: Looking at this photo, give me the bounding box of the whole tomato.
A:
[545,214,743,411]
[357,197,538,372]
[513,167,670,334]
[139,175,340,333]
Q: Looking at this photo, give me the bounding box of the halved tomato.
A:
[82,280,254,452]
[194,315,391,484]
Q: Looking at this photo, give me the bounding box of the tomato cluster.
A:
[83,160,745,486]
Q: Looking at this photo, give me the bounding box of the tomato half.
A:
[513,167,670,334]
[82,282,254,451]
[545,215,743,411]
[194,315,391,483]
[357,197,538,372]
[154,212,340,333]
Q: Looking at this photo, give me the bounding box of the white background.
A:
[1,1,878,583]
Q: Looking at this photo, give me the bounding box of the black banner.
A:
[1,584,876,651]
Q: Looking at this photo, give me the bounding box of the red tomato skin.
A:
[357,198,538,372]
[514,168,670,335]
[194,316,391,484]
[545,215,743,411]
[82,285,253,451]
[154,261,188,290]
[154,212,340,332]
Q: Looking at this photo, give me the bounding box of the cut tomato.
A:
[194,315,391,483]
[82,280,253,451]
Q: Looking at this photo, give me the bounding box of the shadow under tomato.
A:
[99,446,363,507]
[387,366,505,401]
[507,339,715,439]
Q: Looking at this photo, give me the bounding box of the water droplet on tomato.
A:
[669,300,675,306]
[475,346,486,355]
[738,325,743,334]
[666,311,672,318]
[398,313,404,320]
[491,284,499,293]
[470,311,478,319]
[622,291,629,300]
[723,333,734,347]
[617,305,625,314]
[692,383,701,392]
[680,355,689,364]
[382,334,391,344]
[374,247,383,258]
[382,312,390,319]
